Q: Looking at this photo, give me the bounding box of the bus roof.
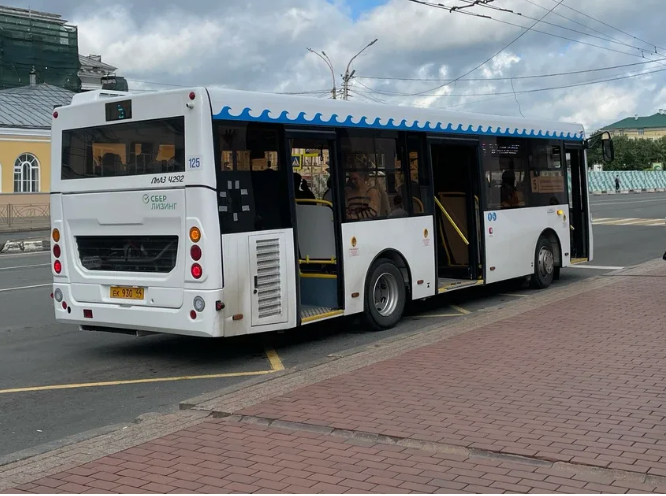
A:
[67,87,586,142]
[206,87,586,142]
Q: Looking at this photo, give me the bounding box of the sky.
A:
[7,0,666,133]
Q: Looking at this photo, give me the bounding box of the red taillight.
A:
[190,245,202,261]
[53,244,61,258]
[189,91,196,100]
[53,111,58,119]
[54,260,62,274]
[83,309,93,319]
[62,301,67,310]
[191,263,202,279]
[190,310,197,320]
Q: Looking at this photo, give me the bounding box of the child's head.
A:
[394,195,403,207]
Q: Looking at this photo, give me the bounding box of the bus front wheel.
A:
[531,236,555,289]
[364,259,406,331]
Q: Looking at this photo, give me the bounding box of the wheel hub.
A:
[538,247,554,277]
[373,272,399,317]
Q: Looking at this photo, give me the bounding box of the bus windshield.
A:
[61,117,185,180]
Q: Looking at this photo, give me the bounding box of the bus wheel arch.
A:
[531,229,562,288]
[362,249,411,331]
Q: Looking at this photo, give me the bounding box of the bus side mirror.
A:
[602,138,615,163]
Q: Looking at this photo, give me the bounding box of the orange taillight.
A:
[52,228,60,243]
[189,227,201,243]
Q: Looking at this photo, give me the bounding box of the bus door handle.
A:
[253,275,258,294]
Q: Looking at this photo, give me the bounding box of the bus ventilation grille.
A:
[76,235,178,273]
[256,238,282,319]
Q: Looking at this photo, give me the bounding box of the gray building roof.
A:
[0,83,75,129]
[79,54,117,73]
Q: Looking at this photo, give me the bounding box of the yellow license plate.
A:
[110,286,145,300]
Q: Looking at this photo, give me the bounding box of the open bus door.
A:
[565,144,589,263]
[285,128,345,326]
[570,132,614,263]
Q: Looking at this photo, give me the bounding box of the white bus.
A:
[50,88,611,338]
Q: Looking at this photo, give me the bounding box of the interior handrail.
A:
[295,198,333,208]
[435,197,469,246]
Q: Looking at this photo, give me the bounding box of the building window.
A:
[13,153,40,193]
[638,129,645,135]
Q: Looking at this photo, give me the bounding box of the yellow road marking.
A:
[0,370,273,395]
[265,347,284,371]
[450,304,471,315]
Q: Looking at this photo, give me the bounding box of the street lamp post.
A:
[342,39,378,101]
[307,47,336,99]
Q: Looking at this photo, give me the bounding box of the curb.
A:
[591,189,665,195]
[0,259,662,490]
[180,262,655,415]
[0,238,50,254]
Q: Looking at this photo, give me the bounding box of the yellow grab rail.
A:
[295,198,333,208]
[435,197,469,246]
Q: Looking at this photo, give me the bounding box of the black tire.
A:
[363,259,407,331]
[530,236,555,289]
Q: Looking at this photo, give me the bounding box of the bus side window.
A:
[339,131,400,222]
[214,122,290,234]
[480,137,530,210]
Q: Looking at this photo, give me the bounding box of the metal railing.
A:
[0,203,50,232]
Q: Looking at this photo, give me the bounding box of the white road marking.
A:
[568,265,624,271]
[0,284,51,293]
[0,263,49,271]
[0,251,50,259]
[592,218,664,226]
[591,198,666,206]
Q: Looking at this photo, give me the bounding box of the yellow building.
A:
[0,77,74,194]
[600,110,666,140]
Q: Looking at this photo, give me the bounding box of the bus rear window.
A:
[61,117,185,180]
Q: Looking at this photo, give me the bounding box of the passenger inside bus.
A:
[345,171,382,219]
[500,169,521,208]
[389,195,408,218]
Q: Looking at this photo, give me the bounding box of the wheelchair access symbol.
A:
[487,212,497,222]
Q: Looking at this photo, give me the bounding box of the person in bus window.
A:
[388,195,408,218]
[323,176,333,203]
[345,171,381,220]
[301,178,316,199]
[500,169,520,208]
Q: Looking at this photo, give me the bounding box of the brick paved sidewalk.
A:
[3,261,666,493]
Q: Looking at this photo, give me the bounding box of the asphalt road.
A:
[0,193,664,459]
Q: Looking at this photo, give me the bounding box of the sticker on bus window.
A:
[187,156,202,170]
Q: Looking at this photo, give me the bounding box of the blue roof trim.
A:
[213,106,584,141]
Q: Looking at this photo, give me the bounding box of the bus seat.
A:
[295,203,336,262]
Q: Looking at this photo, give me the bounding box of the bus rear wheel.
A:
[531,236,555,289]
[364,259,406,331]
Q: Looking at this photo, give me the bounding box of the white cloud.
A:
[9,0,665,132]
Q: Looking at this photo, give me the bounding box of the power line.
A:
[518,0,639,49]
[402,0,564,97]
[542,0,666,53]
[356,57,666,82]
[465,0,655,55]
[406,0,653,61]
[353,65,666,98]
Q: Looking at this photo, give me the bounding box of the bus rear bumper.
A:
[52,284,224,338]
